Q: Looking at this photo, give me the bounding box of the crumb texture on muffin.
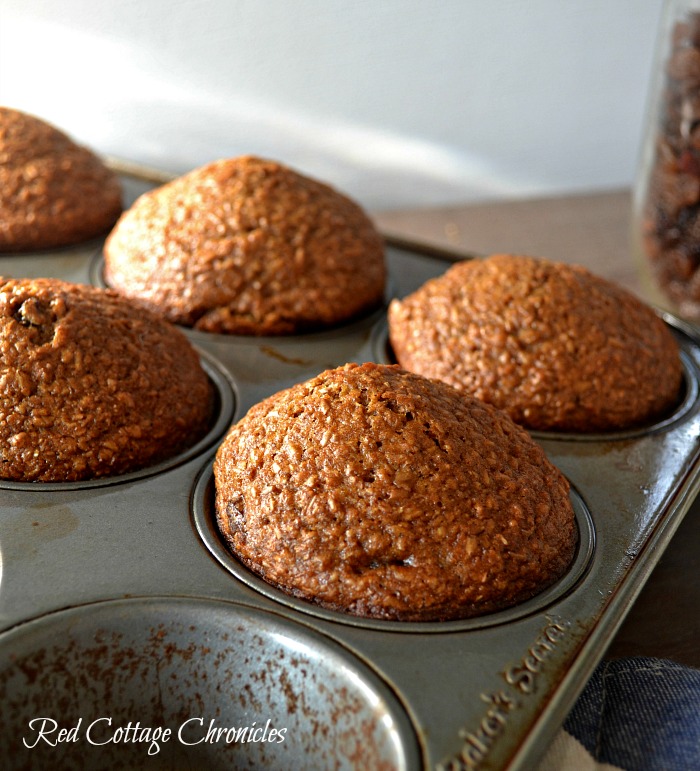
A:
[0,107,123,251]
[104,156,386,335]
[388,254,683,432]
[214,362,576,621]
[0,277,213,482]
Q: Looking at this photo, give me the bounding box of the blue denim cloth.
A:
[558,657,700,771]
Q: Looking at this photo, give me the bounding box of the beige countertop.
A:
[374,188,642,295]
[373,188,700,669]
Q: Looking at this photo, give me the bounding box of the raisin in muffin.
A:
[0,277,213,482]
[104,156,386,335]
[388,254,683,432]
[214,362,576,621]
[0,107,123,251]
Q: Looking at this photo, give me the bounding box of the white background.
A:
[0,0,665,209]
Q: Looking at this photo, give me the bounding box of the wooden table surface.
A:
[373,189,700,669]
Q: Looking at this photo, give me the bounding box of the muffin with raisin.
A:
[0,276,213,481]
[214,362,576,621]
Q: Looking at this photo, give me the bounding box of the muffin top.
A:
[0,277,213,482]
[388,254,684,432]
[214,362,576,621]
[0,107,123,251]
[104,156,386,335]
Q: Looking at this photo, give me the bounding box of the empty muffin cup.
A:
[0,597,421,771]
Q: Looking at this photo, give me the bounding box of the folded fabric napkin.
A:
[538,658,700,771]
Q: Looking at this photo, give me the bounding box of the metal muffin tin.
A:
[2,165,700,771]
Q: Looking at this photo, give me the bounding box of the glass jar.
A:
[633,0,700,321]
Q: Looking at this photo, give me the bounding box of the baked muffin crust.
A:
[104,156,386,335]
[388,254,683,432]
[0,277,213,482]
[214,362,576,621]
[0,107,123,251]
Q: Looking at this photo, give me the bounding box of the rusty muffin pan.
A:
[1,166,700,771]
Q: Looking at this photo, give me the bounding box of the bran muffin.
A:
[214,362,576,622]
[388,254,684,433]
[0,107,123,251]
[103,156,386,335]
[0,277,214,482]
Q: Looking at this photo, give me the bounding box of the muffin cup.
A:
[0,597,420,771]
[192,459,595,632]
[372,315,700,441]
[0,350,237,492]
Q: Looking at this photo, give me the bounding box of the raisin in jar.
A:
[634,0,700,321]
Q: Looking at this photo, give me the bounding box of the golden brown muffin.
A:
[104,156,386,335]
[0,107,123,251]
[214,362,576,621]
[0,277,214,482]
[388,254,683,433]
